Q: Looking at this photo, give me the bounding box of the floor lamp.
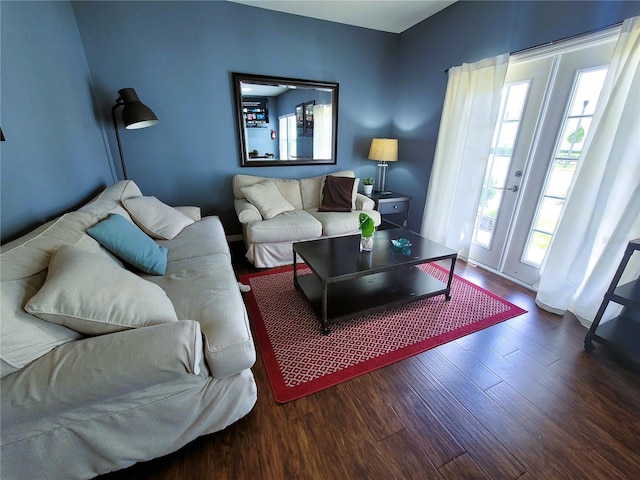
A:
[368,138,398,195]
[111,88,158,179]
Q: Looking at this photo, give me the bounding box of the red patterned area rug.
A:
[240,263,526,403]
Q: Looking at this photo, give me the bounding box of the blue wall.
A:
[70,0,397,235]
[394,0,640,231]
[2,1,639,241]
[0,1,115,242]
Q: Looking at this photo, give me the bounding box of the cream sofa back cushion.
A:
[1,272,82,375]
[77,179,142,220]
[233,174,303,209]
[1,212,97,282]
[234,170,356,211]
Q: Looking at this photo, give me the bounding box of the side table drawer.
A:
[378,200,409,215]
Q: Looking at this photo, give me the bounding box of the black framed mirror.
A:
[233,73,339,167]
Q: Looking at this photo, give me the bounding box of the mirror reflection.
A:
[233,73,339,167]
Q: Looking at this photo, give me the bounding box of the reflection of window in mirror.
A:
[278,115,297,160]
[313,103,333,158]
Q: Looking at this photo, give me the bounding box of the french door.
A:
[468,30,619,286]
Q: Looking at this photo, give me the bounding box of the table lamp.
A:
[368,138,398,194]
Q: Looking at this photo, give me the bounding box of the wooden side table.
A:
[370,191,411,228]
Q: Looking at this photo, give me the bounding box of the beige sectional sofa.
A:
[1,180,257,479]
[233,170,381,268]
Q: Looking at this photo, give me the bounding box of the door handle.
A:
[495,185,519,192]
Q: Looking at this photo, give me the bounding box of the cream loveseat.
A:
[1,180,257,480]
[233,170,381,268]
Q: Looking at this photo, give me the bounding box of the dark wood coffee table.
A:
[293,228,457,334]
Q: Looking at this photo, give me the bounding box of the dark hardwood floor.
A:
[99,241,640,479]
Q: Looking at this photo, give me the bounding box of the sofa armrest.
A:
[174,206,202,222]
[196,265,257,377]
[234,198,262,224]
[356,193,375,210]
[1,320,203,428]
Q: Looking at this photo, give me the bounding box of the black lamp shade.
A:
[112,88,158,180]
[117,88,158,130]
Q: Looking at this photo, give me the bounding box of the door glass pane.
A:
[557,117,593,159]
[568,69,607,115]
[546,160,576,198]
[524,231,552,265]
[473,81,530,249]
[504,83,529,120]
[523,67,608,267]
[533,197,564,233]
[496,123,519,156]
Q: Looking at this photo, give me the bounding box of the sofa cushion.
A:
[318,176,356,212]
[25,246,178,336]
[1,321,205,431]
[157,216,231,263]
[144,256,255,377]
[245,210,322,243]
[299,175,324,210]
[122,196,195,240]
[233,174,303,209]
[87,214,168,275]
[240,180,296,219]
[1,271,83,374]
[272,178,304,209]
[174,205,202,222]
[308,209,382,237]
[77,180,142,220]
[1,211,97,282]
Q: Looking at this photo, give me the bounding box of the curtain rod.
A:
[443,20,623,73]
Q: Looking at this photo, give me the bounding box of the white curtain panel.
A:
[278,116,287,160]
[421,54,509,257]
[535,16,640,326]
[313,104,332,159]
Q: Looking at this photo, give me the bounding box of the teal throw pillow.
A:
[86,214,168,275]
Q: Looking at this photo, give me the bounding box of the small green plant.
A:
[359,213,375,238]
[363,177,375,186]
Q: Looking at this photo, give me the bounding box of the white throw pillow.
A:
[25,245,179,335]
[122,196,195,240]
[240,180,296,219]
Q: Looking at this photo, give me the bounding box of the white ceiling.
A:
[227,0,457,34]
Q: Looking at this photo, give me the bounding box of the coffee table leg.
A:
[445,255,457,300]
[293,248,300,290]
[321,282,330,335]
